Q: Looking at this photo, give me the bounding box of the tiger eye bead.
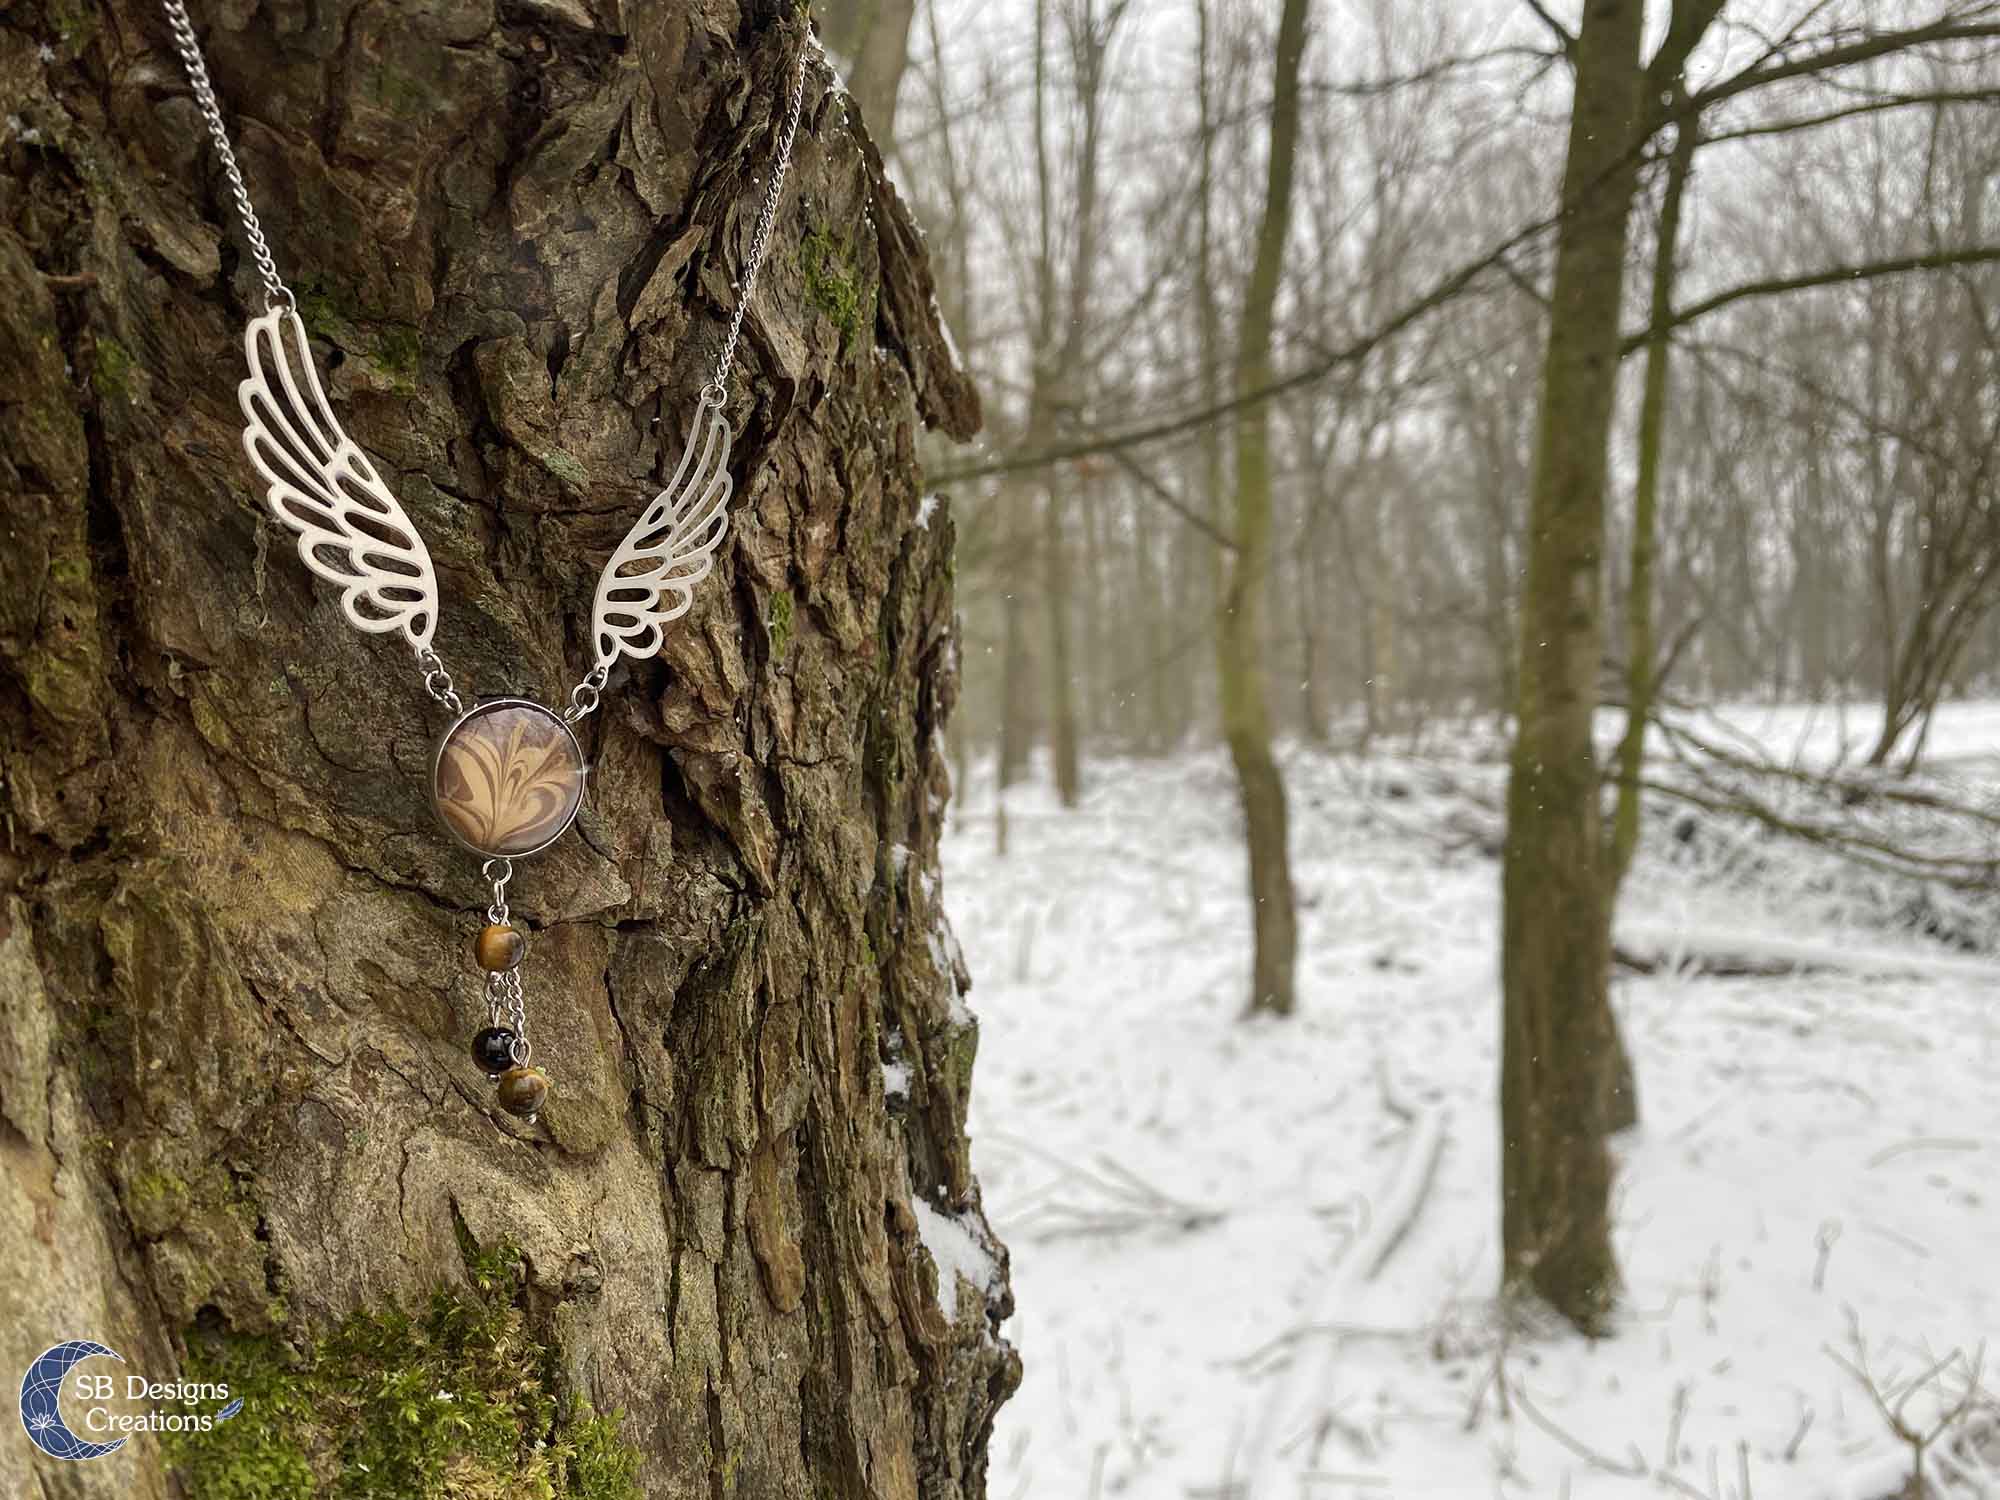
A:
[473,923,525,972]
[471,1027,519,1078]
[495,1066,548,1118]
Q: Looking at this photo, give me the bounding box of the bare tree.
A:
[1216,0,1312,1017]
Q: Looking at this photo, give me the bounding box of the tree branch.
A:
[930,211,1557,485]
[1648,0,1727,92]
[1693,18,2000,111]
[1521,0,1575,56]
[1619,245,2000,352]
[1702,87,2000,144]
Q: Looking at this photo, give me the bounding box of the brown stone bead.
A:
[473,923,525,972]
[495,1066,548,1118]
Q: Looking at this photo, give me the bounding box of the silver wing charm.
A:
[238,307,440,652]
[590,399,734,669]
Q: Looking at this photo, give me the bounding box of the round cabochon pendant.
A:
[431,699,587,859]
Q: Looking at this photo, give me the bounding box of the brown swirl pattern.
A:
[432,702,585,857]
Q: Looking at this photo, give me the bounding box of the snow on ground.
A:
[942,705,2000,1500]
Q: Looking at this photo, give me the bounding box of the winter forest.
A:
[874,0,2000,1495]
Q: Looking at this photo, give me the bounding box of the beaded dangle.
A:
[468,859,546,1121]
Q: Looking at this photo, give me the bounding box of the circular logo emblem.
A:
[19,1341,127,1461]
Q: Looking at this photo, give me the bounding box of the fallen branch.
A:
[1866,1136,1982,1169]
[1613,942,1810,979]
[1510,1380,1649,1477]
[984,1131,1226,1242]
[1359,1112,1446,1283]
[1234,1072,1451,1496]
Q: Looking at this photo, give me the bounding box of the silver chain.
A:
[706,43,810,406]
[480,859,530,1062]
[164,0,808,733]
[486,969,529,1063]
[159,0,294,314]
[563,663,610,724]
[415,646,464,717]
[562,41,808,722]
[482,857,513,923]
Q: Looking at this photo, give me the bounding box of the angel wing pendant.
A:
[589,398,735,670]
[238,307,441,652]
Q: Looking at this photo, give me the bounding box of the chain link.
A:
[563,664,610,724]
[481,858,513,922]
[415,646,464,716]
[485,969,529,1064]
[479,859,530,1063]
[159,0,293,313]
[710,42,810,402]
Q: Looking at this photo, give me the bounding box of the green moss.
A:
[293,277,345,341]
[766,590,794,654]
[801,229,863,342]
[165,1242,643,1500]
[539,448,591,489]
[22,647,98,728]
[375,325,423,389]
[47,0,99,48]
[126,1169,192,1235]
[943,1018,980,1103]
[91,336,133,401]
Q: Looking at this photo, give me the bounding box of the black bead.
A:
[472,1027,519,1076]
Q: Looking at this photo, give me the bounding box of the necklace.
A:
[160,0,809,1124]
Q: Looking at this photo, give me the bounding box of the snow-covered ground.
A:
[942,703,2000,1500]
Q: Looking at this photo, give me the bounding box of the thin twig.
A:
[1782,1404,1814,1462]
[1510,1381,1649,1477]
[1663,1382,1690,1470]
[1867,1136,1981,1169]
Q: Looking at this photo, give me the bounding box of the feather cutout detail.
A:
[238,308,440,651]
[590,400,734,669]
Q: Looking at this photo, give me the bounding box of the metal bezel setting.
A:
[429,697,589,860]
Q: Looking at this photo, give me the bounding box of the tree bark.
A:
[0,2,1016,1496]
[1218,0,1309,1018]
[1608,103,1695,897]
[1499,0,1651,1334]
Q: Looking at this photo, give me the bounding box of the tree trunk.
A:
[0,3,1017,1497]
[1042,483,1081,807]
[1608,107,1696,895]
[998,486,1038,794]
[819,0,919,155]
[1499,0,1651,1335]
[1218,0,1309,1019]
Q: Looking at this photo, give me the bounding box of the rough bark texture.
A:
[1499,0,1644,1334]
[0,1,1017,1495]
